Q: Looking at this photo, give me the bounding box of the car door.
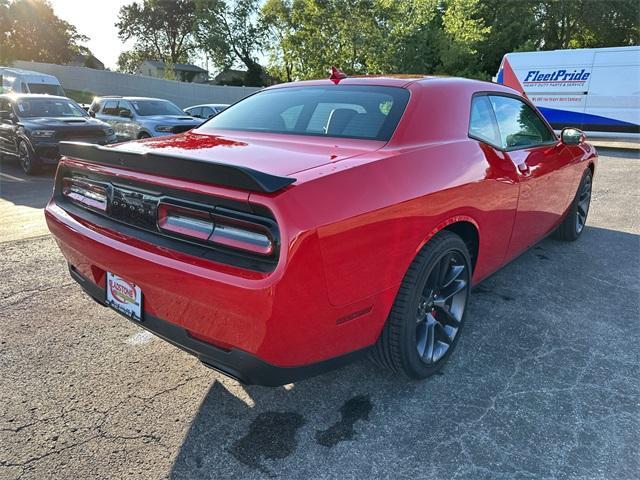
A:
[201,107,214,119]
[488,94,576,257]
[187,107,203,119]
[98,100,121,137]
[0,97,18,155]
[115,100,137,140]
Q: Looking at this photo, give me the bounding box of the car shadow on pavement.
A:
[168,225,640,480]
[0,159,55,209]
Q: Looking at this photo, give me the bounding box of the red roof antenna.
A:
[329,66,347,84]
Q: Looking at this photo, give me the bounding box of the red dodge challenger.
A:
[45,74,596,386]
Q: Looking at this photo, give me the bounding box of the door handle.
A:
[517,162,531,176]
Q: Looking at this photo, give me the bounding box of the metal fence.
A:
[12,61,260,108]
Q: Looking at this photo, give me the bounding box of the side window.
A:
[469,96,500,146]
[280,105,303,130]
[201,107,214,118]
[102,100,118,115]
[489,95,555,149]
[116,101,132,116]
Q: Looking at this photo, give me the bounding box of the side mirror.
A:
[561,127,585,145]
[119,109,132,118]
[89,110,96,118]
[0,110,13,122]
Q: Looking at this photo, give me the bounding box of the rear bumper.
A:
[46,196,391,382]
[68,264,367,386]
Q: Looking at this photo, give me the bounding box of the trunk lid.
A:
[107,129,385,177]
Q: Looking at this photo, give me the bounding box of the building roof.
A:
[142,60,208,73]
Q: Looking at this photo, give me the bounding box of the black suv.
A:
[0,94,117,174]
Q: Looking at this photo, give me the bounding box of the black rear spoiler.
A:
[59,141,296,194]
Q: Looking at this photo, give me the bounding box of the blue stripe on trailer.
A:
[537,107,638,127]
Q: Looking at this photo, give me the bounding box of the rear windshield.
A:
[28,83,65,96]
[16,98,87,118]
[130,99,185,116]
[200,86,410,141]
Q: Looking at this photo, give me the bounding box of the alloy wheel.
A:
[415,250,469,364]
[576,175,592,233]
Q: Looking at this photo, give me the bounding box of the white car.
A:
[0,67,65,96]
[184,104,229,120]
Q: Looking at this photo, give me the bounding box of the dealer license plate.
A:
[106,272,143,322]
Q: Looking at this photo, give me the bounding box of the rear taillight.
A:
[157,203,213,240]
[157,202,275,256]
[62,177,108,212]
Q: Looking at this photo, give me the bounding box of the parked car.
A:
[45,74,596,386]
[0,94,116,174]
[0,67,65,96]
[89,96,201,141]
[184,103,229,119]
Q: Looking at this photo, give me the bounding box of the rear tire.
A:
[18,141,39,175]
[554,169,592,241]
[370,230,471,379]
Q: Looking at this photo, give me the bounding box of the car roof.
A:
[186,104,229,109]
[0,93,70,101]
[265,75,520,95]
[0,67,59,79]
[267,75,433,90]
[96,96,172,102]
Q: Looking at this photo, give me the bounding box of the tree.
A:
[117,49,157,74]
[116,0,197,71]
[534,0,639,50]
[261,0,443,81]
[262,0,296,81]
[440,0,492,78]
[0,0,11,64]
[1,0,88,64]
[195,0,268,86]
[474,0,538,77]
[259,0,639,81]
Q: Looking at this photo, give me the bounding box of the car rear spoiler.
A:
[59,141,296,194]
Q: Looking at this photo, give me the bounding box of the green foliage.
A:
[3,0,636,84]
[260,0,639,81]
[534,0,640,50]
[0,0,89,65]
[194,0,268,86]
[0,0,11,64]
[262,0,444,81]
[162,62,178,81]
[116,0,197,71]
[117,49,157,74]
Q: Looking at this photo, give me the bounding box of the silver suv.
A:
[90,96,201,141]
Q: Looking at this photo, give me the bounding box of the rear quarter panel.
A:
[260,138,519,307]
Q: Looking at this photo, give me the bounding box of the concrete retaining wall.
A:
[12,61,260,108]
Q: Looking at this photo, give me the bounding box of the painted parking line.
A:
[0,171,26,182]
[126,330,155,345]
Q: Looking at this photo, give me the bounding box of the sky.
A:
[48,0,134,70]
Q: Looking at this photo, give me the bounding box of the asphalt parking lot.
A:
[1,149,638,480]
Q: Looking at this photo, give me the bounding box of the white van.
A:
[0,67,65,96]
[495,46,640,138]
